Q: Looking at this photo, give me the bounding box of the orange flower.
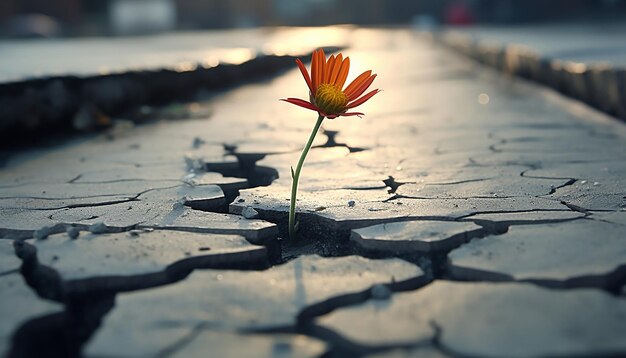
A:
[282,49,380,119]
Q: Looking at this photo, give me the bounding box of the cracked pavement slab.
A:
[351,221,485,254]
[85,255,424,356]
[25,231,268,281]
[1,27,626,356]
[88,327,326,358]
[316,281,626,358]
[0,273,63,356]
[448,219,626,288]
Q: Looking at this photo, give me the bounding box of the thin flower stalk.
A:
[282,49,380,239]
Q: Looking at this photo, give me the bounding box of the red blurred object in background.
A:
[444,0,475,25]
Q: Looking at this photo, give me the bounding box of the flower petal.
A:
[281,98,321,112]
[324,55,336,84]
[343,70,372,98]
[327,54,342,86]
[311,50,319,93]
[295,58,313,94]
[346,74,377,102]
[320,50,328,86]
[334,57,351,89]
[346,89,380,109]
[312,49,326,93]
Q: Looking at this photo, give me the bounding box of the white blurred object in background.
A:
[110,0,176,35]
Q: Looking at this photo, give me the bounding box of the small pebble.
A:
[128,230,141,237]
[143,228,154,232]
[242,206,259,219]
[89,222,107,234]
[348,200,356,207]
[370,284,392,300]
[66,227,80,240]
[33,226,55,240]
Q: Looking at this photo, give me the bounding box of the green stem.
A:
[289,114,324,240]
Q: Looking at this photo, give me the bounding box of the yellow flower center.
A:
[314,83,347,114]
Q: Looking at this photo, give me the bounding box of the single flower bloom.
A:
[282,49,380,119]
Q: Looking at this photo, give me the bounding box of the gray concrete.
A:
[27,231,264,281]
[441,23,626,120]
[317,281,626,358]
[85,255,423,356]
[351,221,484,254]
[448,219,626,288]
[446,23,626,66]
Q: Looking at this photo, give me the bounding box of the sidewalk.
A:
[440,22,626,120]
[1,27,626,357]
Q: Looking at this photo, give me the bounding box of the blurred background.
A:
[1,0,625,38]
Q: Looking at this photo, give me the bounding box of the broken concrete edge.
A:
[297,273,432,325]
[11,239,271,302]
[0,47,342,149]
[436,31,626,123]
[448,258,626,292]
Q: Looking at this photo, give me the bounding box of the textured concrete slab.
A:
[86,255,424,353]
[0,240,20,273]
[27,231,264,281]
[590,211,626,225]
[39,201,277,242]
[530,161,626,211]
[396,166,570,199]
[365,346,452,358]
[460,211,585,224]
[448,220,626,288]
[171,331,326,358]
[232,187,568,231]
[87,327,326,358]
[0,273,63,356]
[351,221,484,254]
[317,281,626,358]
[137,208,279,244]
[0,208,60,239]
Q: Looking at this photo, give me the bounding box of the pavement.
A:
[1,27,626,357]
[440,22,626,120]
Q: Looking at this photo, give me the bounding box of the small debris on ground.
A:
[33,226,55,240]
[66,227,80,240]
[88,222,107,234]
[242,206,259,219]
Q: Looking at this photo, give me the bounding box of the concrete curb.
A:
[438,31,626,122]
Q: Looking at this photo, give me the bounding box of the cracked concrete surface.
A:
[1,28,626,357]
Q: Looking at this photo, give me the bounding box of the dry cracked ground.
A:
[1,29,626,358]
